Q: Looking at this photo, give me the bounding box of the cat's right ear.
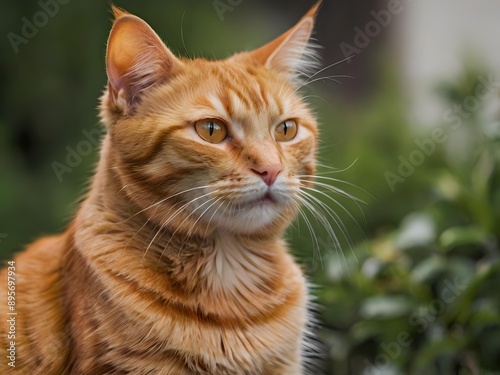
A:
[105,7,182,113]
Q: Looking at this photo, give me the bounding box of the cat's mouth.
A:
[250,192,276,206]
[260,192,275,205]
[235,191,277,210]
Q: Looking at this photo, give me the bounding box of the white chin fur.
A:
[187,182,299,234]
[218,204,283,233]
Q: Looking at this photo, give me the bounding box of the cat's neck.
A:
[85,135,143,225]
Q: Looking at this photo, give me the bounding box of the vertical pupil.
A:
[209,122,214,136]
[283,122,288,135]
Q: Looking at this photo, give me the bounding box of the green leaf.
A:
[412,337,467,370]
[395,213,436,250]
[470,305,500,328]
[476,325,500,370]
[350,321,385,343]
[453,260,500,324]
[411,256,448,284]
[360,296,416,319]
[439,226,489,250]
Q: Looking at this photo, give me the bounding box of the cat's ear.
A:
[106,7,182,111]
[244,1,321,77]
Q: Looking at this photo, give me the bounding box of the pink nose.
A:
[251,164,283,186]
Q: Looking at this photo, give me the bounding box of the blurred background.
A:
[1,0,500,374]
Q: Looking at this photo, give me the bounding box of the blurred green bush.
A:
[295,66,500,374]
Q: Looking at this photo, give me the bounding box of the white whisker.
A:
[299,189,357,265]
[293,199,322,267]
[185,197,224,240]
[298,193,351,277]
[142,190,218,263]
[120,184,214,224]
[290,55,356,96]
[164,195,220,259]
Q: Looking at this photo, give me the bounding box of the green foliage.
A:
[304,67,500,374]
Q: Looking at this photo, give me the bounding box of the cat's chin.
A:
[216,198,296,235]
[234,192,276,211]
[219,209,281,234]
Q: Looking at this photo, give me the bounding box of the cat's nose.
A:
[251,164,283,186]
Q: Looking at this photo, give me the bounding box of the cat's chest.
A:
[202,235,281,293]
[93,259,307,374]
[75,218,308,373]
[108,284,307,374]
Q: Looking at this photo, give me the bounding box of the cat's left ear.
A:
[238,1,321,77]
[105,7,182,112]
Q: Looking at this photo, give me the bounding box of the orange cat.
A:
[0,2,322,374]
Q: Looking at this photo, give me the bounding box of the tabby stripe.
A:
[116,125,185,166]
[221,77,253,111]
[219,90,234,118]
[258,78,270,108]
[103,268,301,329]
[274,93,284,117]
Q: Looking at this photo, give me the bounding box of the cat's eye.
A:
[194,119,228,144]
[274,120,298,142]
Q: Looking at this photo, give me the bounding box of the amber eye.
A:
[274,120,298,142]
[194,119,228,144]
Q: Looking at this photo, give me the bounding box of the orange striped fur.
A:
[0,2,322,374]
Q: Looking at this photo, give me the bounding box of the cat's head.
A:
[100,3,321,237]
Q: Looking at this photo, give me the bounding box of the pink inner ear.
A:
[105,14,180,107]
[107,28,140,92]
[264,18,315,73]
